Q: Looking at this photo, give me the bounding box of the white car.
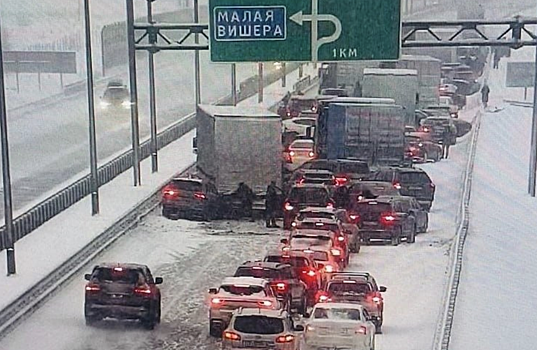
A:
[222,308,303,350]
[303,302,376,350]
[283,117,316,137]
[284,139,316,171]
[207,277,283,337]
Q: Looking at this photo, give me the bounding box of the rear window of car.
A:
[290,99,316,111]
[220,285,266,297]
[171,180,202,191]
[92,268,143,284]
[303,172,332,180]
[355,202,392,213]
[302,161,338,172]
[339,163,369,174]
[399,172,431,184]
[288,188,328,203]
[291,141,314,149]
[310,251,329,261]
[104,88,128,99]
[328,282,371,295]
[297,222,338,232]
[234,267,280,279]
[313,307,361,321]
[297,211,334,220]
[265,255,310,267]
[234,316,284,334]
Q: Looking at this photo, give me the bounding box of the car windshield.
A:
[220,285,266,297]
[234,316,284,334]
[234,267,280,279]
[339,163,369,174]
[313,307,361,321]
[265,255,310,267]
[288,188,328,203]
[351,184,399,196]
[328,282,371,295]
[290,141,313,149]
[289,98,316,111]
[92,268,143,284]
[104,88,128,100]
[309,251,329,261]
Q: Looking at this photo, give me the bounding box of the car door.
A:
[410,198,427,231]
[393,202,410,236]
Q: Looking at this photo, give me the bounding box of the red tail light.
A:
[276,335,295,343]
[211,297,223,305]
[258,300,273,307]
[356,326,367,335]
[316,291,331,302]
[134,284,152,296]
[430,183,436,189]
[162,185,179,197]
[326,201,334,209]
[335,176,349,186]
[380,212,397,226]
[284,202,294,211]
[85,283,100,293]
[289,150,296,157]
[308,151,315,158]
[194,192,206,200]
[302,269,317,278]
[337,235,345,242]
[224,331,241,341]
[393,182,401,190]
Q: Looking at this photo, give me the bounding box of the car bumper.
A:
[86,303,149,319]
[360,229,397,242]
[304,335,368,349]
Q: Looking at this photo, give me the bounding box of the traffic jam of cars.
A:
[84,53,477,350]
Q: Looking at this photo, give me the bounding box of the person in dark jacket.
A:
[265,181,281,228]
[235,182,255,220]
[481,83,490,108]
[441,127,452,159]
[334,185,350,209]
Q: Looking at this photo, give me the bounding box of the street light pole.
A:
[147,0,158,173]
[126,0,142,186]
[528,46,537,196]
[194,0,201,105]
[83,0,100,215]
[231,63,237,106]
[0,19,16,275]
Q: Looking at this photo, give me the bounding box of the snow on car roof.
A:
[300,217,338,224]
[314,302,365,310]
[300,207,336,213]
[363,68,418,76]
[198,105,279,118]
[221,277,268,286]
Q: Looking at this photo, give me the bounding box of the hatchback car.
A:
[352,197,417,245]
[299,158,370,186]
[222,308,303,350]
[161,178,219,220]
[84,263,163,329]
[283,184,334,229]
[368,167,436,211]
[284,139,316,171]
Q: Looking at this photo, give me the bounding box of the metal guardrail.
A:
[433,110,482,350]
[0,65,296,251]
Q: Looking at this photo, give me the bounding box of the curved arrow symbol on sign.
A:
[290,5,342,62]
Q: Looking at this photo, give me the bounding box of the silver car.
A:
[222,308,303,350]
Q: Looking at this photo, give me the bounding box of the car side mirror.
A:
[294,325,305,332]
[208,288,218,294]
[84,273,92,281]
[155,277,164,285]
[379,286,387,292]
[280,238,289,244]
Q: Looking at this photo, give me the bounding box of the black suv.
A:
[393,195,429,234]
[368,167,435,211]
[352,197,417,245]
[161,178,219,220]
[84,263,163,329]
[234,261,308,314]
[299,159,370,186]
[283,184,334,229]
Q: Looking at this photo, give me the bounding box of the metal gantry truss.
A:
[131,17,537,53]
[402,17,537,48]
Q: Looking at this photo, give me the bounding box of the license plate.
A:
[243,340,269,348]
[110,294,123,299]
[409,186,422,190]
[363,221,378,226]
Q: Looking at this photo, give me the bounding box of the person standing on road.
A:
[235,182,255,221]
[265,181,281,228]
[481,83,490,108]
[441,127,452,159]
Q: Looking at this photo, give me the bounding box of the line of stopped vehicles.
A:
[82,55,477,350]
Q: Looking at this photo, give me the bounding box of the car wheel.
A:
[155,299,161,324]
[209,320,222,337]
[162,207,178,220]
[85,316,99,326]
[424,215,429,232]
[141,316,156,330]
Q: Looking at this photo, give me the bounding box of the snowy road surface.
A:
[0,107,476,350]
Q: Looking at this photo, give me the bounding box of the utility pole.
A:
[0,19,16,275]
[147,0,159,173]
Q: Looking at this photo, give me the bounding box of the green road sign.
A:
[209,0,401,62]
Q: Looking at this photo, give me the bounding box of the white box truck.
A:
[196,105,282,197]
[362,68,419,126]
